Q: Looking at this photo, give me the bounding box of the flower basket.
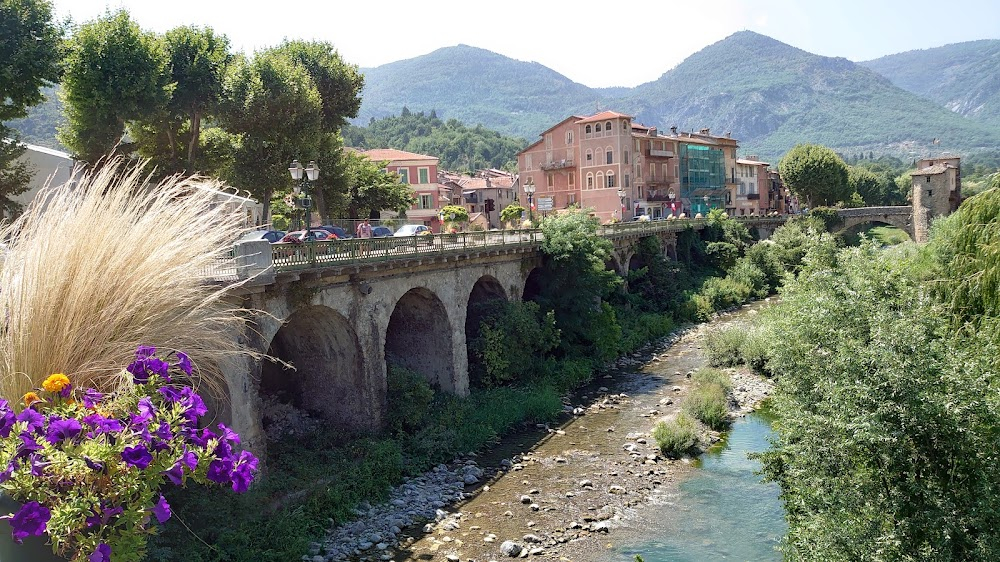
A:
[0,347,259,562]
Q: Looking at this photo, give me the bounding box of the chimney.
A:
[670,125,678,135]
[725,131,732,138]
[699,128,710,135]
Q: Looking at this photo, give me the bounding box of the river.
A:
[612,409,786,561]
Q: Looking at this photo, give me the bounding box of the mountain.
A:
[620,31,1000,161]
[7,85,65,150]
[356,44,613,140]
[860,40,1000,128]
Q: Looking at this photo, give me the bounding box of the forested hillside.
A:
[343,109,526,172]
[861,40,1000,128]
[356,44,609,140]
[8,85,64,150]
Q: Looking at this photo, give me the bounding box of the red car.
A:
[278,229,334,243]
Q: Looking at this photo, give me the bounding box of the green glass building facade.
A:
[679,144,727,215]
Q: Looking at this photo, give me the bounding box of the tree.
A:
[270,40,363,132]
[500,203,525,226]
[847,166,884,206]
[221,51,323,225]
[0,0,63,124]
[140,25,232,175]
[328,151,414,220]
[778,144,850,207]
[440,204,469,223]
[59,10,169,164]
[0,0,63,215]
[0,134,32,216]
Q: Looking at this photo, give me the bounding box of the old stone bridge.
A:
[212,217,786,456]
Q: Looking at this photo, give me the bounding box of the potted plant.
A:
[0,346,258,562]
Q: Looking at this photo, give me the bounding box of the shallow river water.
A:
[612,410,786,561]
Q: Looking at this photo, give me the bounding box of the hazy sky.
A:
[49,0,1000,89]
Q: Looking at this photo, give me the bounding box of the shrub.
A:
[684,382,730,430]
[727,259,769,300]
[692,367,733,392]
[653,412,699,457]
[739,326,773,376]
[704,325,748,367]
[385,364,435,436]
[699,276,752,311]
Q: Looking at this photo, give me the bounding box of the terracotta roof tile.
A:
[576,110,633,124]
[360,148,438,162]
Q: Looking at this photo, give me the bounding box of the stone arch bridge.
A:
[216,218,787,456]
[834,206,914,240]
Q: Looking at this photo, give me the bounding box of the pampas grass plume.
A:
[0,159,253,402]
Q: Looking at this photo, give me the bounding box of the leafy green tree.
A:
[536,209,623,362]
[756,240,1000,560]
[221,51,323,224]
[0,0,63,124]
[467,300,559,388]
[778,144,850,207]
[270,40,363,132]
[0,134,32,216]
[0,0,63,214]
[60,10,169,164]
[499,203,525,226]
[328,150,414,220]
[160,25,232,174]
[440,204,469,223]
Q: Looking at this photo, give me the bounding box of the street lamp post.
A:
[617,187,626,221]
[523,179,536,224]
[288,159,320,239]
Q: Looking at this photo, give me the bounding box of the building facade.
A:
[359,148,444,228]
[734,157,770,215]
[517,113,741,222]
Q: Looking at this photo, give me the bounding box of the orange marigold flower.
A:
[42,373,71,393]
[23,391,42,408]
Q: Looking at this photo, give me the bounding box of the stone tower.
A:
[911,156,961,243]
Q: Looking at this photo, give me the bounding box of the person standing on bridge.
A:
[356,218,373,256]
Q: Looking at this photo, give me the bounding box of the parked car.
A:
[392,224,431,237]
[238,229,286,244]
[278,229,333,243]
[371,225,393,237]
[318,225,353,239]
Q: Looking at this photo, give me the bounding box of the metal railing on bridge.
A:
[271,229,545,272]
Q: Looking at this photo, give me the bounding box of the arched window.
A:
[623,120,629,132]
[624,150,629,164]
[606,148,613,164]
[586,149,593,163]
[585,124,592,137]
[586,173,594,189]
[605,121,612,135]
[596,172,604,188]
[595,123,603,133]
[607,172,615,188]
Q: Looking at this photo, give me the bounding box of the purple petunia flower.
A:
[28,453,46,477]
[121,444,153,470]
[163,461,184,486]
[217,423,241,445]
[179,387,207,424]
[0,400,15,438]
[151,494,171,523]
[157,385,183,404]
[85,503,123,528]
[0,461,15,483]
[84,456,105,473]
[9,501,50,543]
[183,427,216,448]
[81,389,103,409]
[206,456,234,485]
[146,357,170,381]
[175,352,192,376]
[17,408,44,434]
[45,417,82,444]
[180,449,198,471]
[89,543,112,562]
[82,413,124,435]
[230,450,259,493]
[16,433,42,459]
[136,345,156,359]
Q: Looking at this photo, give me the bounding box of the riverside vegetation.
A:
[148,207,842,561]
[701,176,1000,560]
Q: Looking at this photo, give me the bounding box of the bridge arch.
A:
[835,207,914,241]
[385,287,457,392]
[260,304,369,436]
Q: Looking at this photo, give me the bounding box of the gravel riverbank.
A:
[305,304,774,562]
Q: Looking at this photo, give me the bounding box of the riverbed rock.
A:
[500,540,522,556]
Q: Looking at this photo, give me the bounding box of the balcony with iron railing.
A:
[540,159,575,170]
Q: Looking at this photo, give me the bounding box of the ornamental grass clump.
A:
[0,346,259,562]
[0,160,251,401]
